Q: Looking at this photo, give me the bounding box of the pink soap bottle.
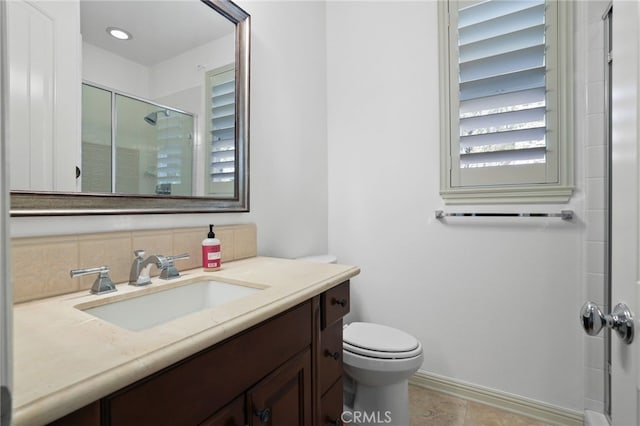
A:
[202,224,221,271]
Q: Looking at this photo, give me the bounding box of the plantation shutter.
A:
[206,65,236,196]
[451,0,558,187]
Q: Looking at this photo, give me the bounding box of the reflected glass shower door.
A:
[603,5,612,420]
[115,94,193,196]
[81,84,112,193]
[115,94,194,196]
[81,83,195,196]
[153,105,194,197]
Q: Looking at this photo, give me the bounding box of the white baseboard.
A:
[584,410,609,426]
[410,370,584,426]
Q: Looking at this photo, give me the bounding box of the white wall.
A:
[11,1,330,261]
[83,42,151,99]
[326,1,584,412]
[149,33,234,100]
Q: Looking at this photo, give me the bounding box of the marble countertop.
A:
[12,256,360,425]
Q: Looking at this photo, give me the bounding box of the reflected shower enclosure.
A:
[81,83,194,196]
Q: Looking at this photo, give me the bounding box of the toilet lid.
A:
[297,254,337,264]
[343,322,422,359]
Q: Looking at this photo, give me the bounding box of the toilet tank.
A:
[296,254,337,264]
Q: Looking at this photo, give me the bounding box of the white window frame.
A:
[438,0,574,204]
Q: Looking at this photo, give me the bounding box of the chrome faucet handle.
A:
[70,266,117,295]
[134,249,145,259]
[160,253,190,280]
[166,253,189,262]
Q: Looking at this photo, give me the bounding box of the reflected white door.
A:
[610,1,639,424]
[6,0,81,192]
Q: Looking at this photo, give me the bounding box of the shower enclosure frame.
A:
[82,80,198,196]
[603,4,613,420]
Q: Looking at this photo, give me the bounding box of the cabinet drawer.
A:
[320,377,343,426]
[321,281,350,329]
[319,319,343,396]
[104,301,312,426]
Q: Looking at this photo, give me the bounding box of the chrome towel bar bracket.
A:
[435,210,574,220]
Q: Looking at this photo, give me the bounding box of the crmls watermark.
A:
[341,410,393,424]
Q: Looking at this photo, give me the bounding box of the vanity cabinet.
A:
[48,281,350,426]
[104,301,311,426]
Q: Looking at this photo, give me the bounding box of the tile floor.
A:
[409,385,553,426]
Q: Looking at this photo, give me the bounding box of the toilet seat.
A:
[343,322,423,360]
[344,341,423,360]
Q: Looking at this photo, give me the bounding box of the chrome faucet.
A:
[129,250,169,286]
[129,250,190,285]
[71,265,117,295]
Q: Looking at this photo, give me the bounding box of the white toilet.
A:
[297,255,424,426]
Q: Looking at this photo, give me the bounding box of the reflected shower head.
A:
[144,112,157,126]
[143,109,170,126]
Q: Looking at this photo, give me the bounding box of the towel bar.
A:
[435,210,574,220]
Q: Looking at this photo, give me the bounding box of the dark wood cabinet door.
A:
[200,395,245,426]
[247,349,312,426]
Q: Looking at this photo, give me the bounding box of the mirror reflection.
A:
[82,83,195,196]
[80,1,234,198]
[7,0,249,213]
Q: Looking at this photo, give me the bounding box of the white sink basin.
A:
[79,280,262,331]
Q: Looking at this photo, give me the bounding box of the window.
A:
[206,64,236,197]
[439,0,573,203]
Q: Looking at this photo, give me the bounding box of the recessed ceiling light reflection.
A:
[106,27,132,40]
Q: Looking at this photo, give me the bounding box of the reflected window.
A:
[206,64,236,197]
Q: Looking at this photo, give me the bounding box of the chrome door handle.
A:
[580,301,634,344]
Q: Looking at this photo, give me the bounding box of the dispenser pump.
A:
[202,224,221,271]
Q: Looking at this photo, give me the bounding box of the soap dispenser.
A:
[202,224,221,271]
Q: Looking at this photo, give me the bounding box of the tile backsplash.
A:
[12,223,257,303]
